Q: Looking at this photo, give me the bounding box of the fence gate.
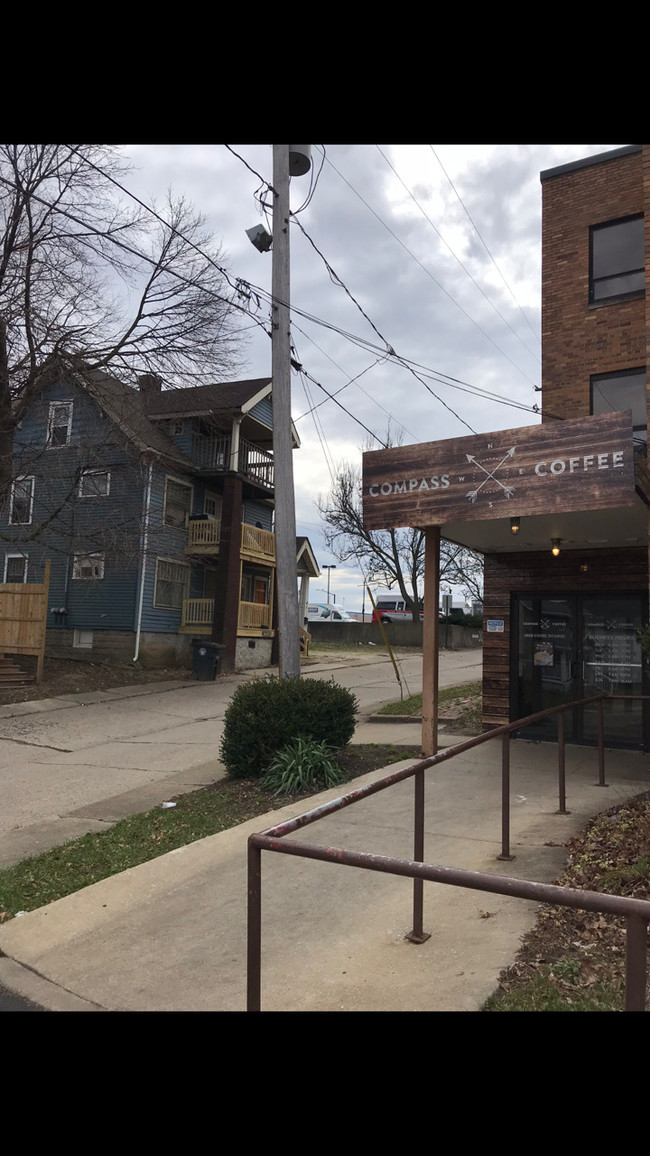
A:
[0,559,50,682]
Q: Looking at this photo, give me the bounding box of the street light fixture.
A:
[323,564,336,603]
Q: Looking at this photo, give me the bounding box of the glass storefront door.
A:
[513,593,646,748]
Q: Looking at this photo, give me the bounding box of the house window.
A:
[204,492,222,520]
[589,215,644,303]
[47,401,73,447]
[163,477,193,528]
[154,558,190,609]
[79,469,110,498]
[591,368,647,443]
[73,630,94,649]
[9,476,34,525]
[73,553,105,580]
[4,554,28,583]
[168,419,184,436]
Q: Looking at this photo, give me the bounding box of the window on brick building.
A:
[589,215,644,303]
[591,368,647,444]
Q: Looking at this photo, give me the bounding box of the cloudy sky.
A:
[120,144,623,612]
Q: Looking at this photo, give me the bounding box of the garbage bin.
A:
[191,639,224,681]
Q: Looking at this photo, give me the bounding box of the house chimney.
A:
[138,373,163,406]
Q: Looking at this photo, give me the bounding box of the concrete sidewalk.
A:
[1,719,648,1011]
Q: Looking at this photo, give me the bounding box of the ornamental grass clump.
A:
[260,737,348,796]
[219,675,358,779]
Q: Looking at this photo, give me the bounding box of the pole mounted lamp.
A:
[323,564,336,602]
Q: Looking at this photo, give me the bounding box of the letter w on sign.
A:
[466,448,516,503]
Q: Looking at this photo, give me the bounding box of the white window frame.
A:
[72,553,105,580]
[204,491,222,520]
[9,476,34,525]
[47,401,74,448]
[4,553,28,583]
[73,629,94,649]
[78,469,111,498]
[153,557,190,610]
[163,476,193,529]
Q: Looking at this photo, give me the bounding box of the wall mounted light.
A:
[551,539,561,557]
[510,516,521,535]
[580,563,589,573]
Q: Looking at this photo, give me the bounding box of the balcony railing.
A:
[190,433,274,489]
[239,437,274,490]
[180,598,273,632]
[241,523,276,561]
[181,598,214,627]
[186,519,275,562]
[239,600,272,629]
[187,519,221,552]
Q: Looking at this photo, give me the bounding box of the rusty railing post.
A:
[556,711,569,814]
[247,838,262,1011]
[597,697,608,786]
[498,731,515,861]
[406,768,431,943]
[625,915,648,1012]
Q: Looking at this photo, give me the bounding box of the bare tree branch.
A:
[317,433,484,617]
[0,145,247,509]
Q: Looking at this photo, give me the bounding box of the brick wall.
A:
[541,148,646,422]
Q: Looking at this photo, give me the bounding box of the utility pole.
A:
[271,145,308,679]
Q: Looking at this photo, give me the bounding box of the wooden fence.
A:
[0,559,50,681]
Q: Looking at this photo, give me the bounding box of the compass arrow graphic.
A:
[465,448,516,502]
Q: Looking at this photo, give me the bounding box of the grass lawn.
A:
[0,743,420,921]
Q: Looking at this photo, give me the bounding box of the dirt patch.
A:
[487,791,650,1009]
[0,656,194,706]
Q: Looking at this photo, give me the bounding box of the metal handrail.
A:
[247,691,650,1012]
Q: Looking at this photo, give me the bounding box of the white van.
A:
[306,603,353,623]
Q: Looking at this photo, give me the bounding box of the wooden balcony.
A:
[186,519,275,563]
[179,597,274,635]
[186,519,221,554]
[191,433,274,490]
[240,523,275,562]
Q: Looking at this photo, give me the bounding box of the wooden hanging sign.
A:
[362,411,635,530]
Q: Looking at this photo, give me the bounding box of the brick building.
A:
[363,144,650,751]
[482,144,649,749]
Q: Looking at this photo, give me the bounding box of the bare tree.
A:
[0,144,246,508]
[317,459,484,620]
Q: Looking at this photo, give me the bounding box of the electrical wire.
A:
[376,145,539,360]
[317,146,540,389]
[429,145,541,344]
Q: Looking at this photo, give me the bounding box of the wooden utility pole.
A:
[272,145,300,678]
[421,526,440,756]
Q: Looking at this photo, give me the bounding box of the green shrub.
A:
[260,738,348,796]
[219,675,358,779]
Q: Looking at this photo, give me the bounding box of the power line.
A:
[429,145,541,344]
[376,145,539,360]
[69,147,551,435]
[318,146,539,390]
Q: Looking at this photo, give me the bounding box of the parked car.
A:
[306,603,354,623]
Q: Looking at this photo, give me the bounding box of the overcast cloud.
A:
[120,144,623,612]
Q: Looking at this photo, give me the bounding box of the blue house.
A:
[1,358,306,673]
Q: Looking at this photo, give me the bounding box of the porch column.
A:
[421,526,441,757]
[210,475,243,673]
[298,574,309,626]
[230,417,241,473]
